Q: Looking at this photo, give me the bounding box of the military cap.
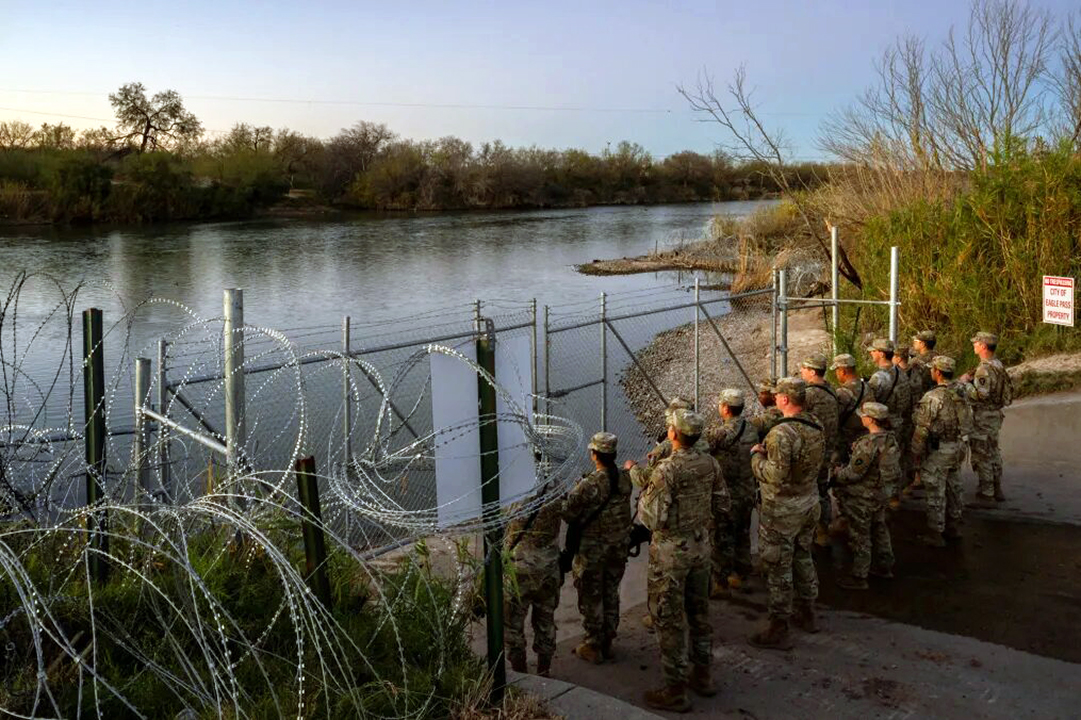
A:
[800,353,829,371]
[829,353,857,370]
[587,431,618,454]
[718,388,744,407]
[869,338,894,352]
[773,376,807,404]
[970,331,998,345]
[671,409,705,436]
[664,396,694,423]
[913,330,937,344]
[756,379,776,394]
[895,346,912,361]
[857,401,889,420]
[931,355,956,373]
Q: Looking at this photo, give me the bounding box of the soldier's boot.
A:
[944,524,964,541]
[869,566,894,579]
[727,572,743,590]
[536,655,552,678]
[993,481,1006,502]
[641,613,654,631]
[836,573,869,591]
[709,578,731,600]
[600,638,615,661]
[574,642,603,665]
[917,531,947,548]
[688,664,717,698]
[748,616,794,650]
[968,494,996,509]
[644,683,692,713]
[814,523,831,547]
[888,496,902,510]
[792,600,821,632]
[507,648,527,673]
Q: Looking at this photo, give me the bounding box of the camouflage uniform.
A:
[911,368,964,535]
[751,402,824,621]
[967,346,1011,501]
[750,406,784,440]
[706,401,757,581]
[803,378,839,528]
[639,411,729,687]
[563,458,632,650]
[832,409,897,579]
[835,377,869,461]
[503,496,563,666]
[869,361,911,498]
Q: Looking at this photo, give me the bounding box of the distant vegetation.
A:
[0,82,827,224]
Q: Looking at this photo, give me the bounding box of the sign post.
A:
[1042,276,1075,327]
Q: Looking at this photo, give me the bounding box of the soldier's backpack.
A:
[559,466,619,574]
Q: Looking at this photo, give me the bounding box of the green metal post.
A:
[295,455,332,610]
[82,308,109,584]
[476,318,506,701]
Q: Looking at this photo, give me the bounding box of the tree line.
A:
[0,83,826,223]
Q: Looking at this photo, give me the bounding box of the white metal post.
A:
[694,277,700,410]
[600,292,608,432]
[223,288,246,476]
[342,315,352,463]
[771,269,778,381]
[156,339,170,502]
[779,269,789,377]
[543,305,551,420]
[530,299,538,417]
[133,357,152,502]
[889,246,900,344]
[831,226,840,356]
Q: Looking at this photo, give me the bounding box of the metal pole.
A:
[543,305,550,419]
[778,269,789,377]
[133,358,151,505]
[157,339,171,502]
[831,227,840,356]
[223,288,246,477]
[530,299,538,418]
[295,455,332,609]
[771,269,779,382]
[82,308,108,584]
[694,277,700,410]
[889,246,900,344]
[476,317,506,701]
[600,292,608,431]
[342,316,352,463]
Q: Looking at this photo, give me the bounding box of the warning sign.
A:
[1042,276,1074,327]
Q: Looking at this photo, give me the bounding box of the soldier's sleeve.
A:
[834,437,874,485]
[637,461,672,532]
[706,422,736,453]
[751,426,793,488]
[562,472,599,522]
[973,362,992,401]
[711,456,731,515]
[629,465,652,489]
[910,395,933,457]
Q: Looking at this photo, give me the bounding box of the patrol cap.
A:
[869,338,894,352]
[857,401,889,420]
[664,396,694,423]
[829,353,857,370]
[756,379,776,394]
[800,353,829,371]
[718,388,744,407]
[970,331,998,345]
[588,431,617,454]
[773,376,807,404]
[931,355,956,373]
[671,409,705,436]
[913,330,937,344]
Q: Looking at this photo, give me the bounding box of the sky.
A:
[0,0,1077,159]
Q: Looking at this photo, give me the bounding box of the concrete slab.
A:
[511,672,666,720]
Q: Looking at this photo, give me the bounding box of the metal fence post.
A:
[530,299,538,417]
[694,277,700,410]
[778,269,789,377]
[295,455,332,610]
[223,288,246,478]
[156,339,171,503]
[476,316,506,702]
[889,246,900,344]
[133,357,151,505]
[82,308,108,584]
[342,315,352,463]
[600,292,608,431]
[831,227,840,356]
[543,305,550,419]
[771,269,779,382]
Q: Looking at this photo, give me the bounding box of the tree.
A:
[318,121,395,198]
[109,82,203,153]
[33,123,76,149]
[0,120,35,149]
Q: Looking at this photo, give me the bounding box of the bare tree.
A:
[32,123,76,150]
[109,82,203,153]
[1053,12,1081,146]
[0,120,35,150]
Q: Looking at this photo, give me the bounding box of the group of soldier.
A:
[501,329,1013,713]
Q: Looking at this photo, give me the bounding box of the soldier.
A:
[799,354,839,546]
[633,410,729,712]
[750,380,783,440]
[705,388,757,597]
[911,356,965,547]
[562,432,632,663]
[749,378,825,650]
[892,347,918,488]
[831,402,898,590]
[635,397,709,484]
[959,331,1012,505]
[831,354,869,462]
[909,330,938,400]
[867,339,911,505]
[503,486,563,676]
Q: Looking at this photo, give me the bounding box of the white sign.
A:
[1042,276,1075,327]
[431,335,536,528]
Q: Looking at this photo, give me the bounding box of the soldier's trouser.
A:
[504,567,561,659]
[899,420,915,483]
[817,463,832,527]
[758,502,820,619]
[573,544,627,647]
[836,493,894,578]
[970,410,1004,498]
[713,493,754,581]
[648,535,711,686]
[920,443,962,533]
